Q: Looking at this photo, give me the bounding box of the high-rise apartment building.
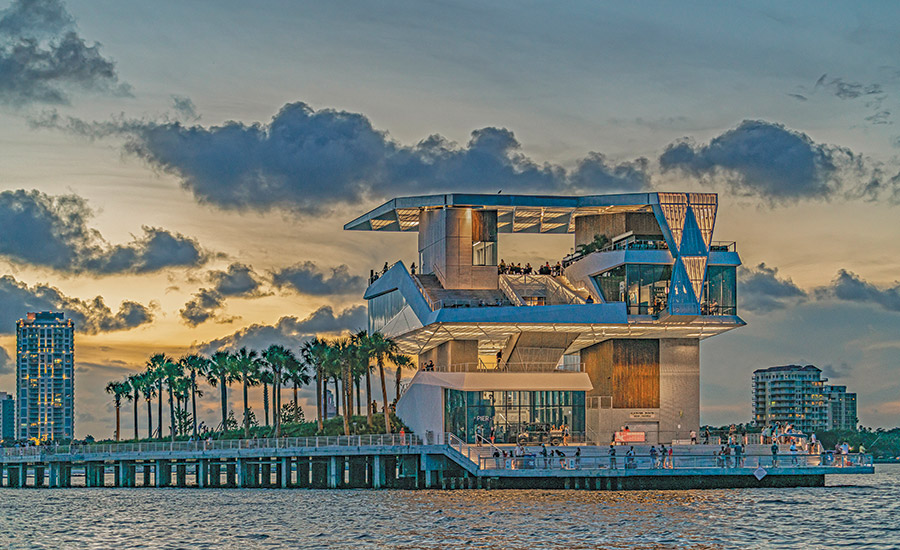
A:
[16,312,75,442]
[752,365,857,432]
[824,385,858,431]
[0,391,14,441]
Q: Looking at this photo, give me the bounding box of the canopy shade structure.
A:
[344,193,657,233]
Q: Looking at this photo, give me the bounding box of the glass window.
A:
[368,290,407,333]
[703,265,736,315]
[472,210,498,266]
[595,265,625,302]
[596,264,672,314]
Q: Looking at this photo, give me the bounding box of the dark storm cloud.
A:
[33,102,650,213]
[814,270,900,312]
[171,94,198,120]
[0,274,154,334]
[0,189,212,273]
[0,0,130,106]
[272,261,365,296]
[820,362,853,380]
[737,263,808,313]
[659,120,883,203]
[0,346,12,374]
[199,305,366,353]
[179,287,225,327]
[178,263,266,326]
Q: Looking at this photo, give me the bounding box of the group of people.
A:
[715,443,746,468]
[498,260,563,276]
[489,444,581,469]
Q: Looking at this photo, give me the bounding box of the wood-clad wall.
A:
[582,339,660,409]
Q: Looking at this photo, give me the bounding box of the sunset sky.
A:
[0,0,898,438]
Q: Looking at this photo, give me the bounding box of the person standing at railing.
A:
[608,444,617,469]
[771,442,779,467]
[790,442,798,465]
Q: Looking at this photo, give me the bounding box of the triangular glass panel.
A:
[682,256,708,301]
[679,207,707,256]
[689,194,717,248]
[667,259,698,314]
[658,193,688,253]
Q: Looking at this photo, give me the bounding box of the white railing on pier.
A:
[477,452,874,471]
[429,361,582,373]
[0,434,422,460]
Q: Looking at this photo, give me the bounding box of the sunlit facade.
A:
[16,312,75,442]
[752,365,857,432]
[347,192,744,444]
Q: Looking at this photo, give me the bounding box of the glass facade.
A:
[472,210,498,266]
[368,290,407,333]
[444,389,585,444]
[594,264,672,314]
[702,265,736,315]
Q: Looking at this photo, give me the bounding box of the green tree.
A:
[180,354,209,438]
[205,350,235,433]
[231,347,260,438]
[301,338,329,432]
[126,373,141,441]
[263,344,301,438]
[368,332,411,434]
[105,380,130,441]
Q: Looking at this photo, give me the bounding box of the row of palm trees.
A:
[104,331,410,442]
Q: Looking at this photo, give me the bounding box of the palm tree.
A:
[150,353,179,443]
[126,373,141,441]
[301,338,329,431]
[352,331,375,426]
[180,354,208,438]
[232,347,259,438]
[105,380,130,441]
[205,350,234,432]
[146,354,169,440]
[258,363,273,427]
[263,344,301,438]
[138,370,156,439]
[368,332,411,434]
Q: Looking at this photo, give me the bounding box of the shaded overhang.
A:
[344,192,658,233]
[408,371,594,392]
[389,317,745,356]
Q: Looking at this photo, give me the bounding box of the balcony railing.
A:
[426,361,583,374]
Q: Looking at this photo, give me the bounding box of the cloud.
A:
[272,261,365,296]
[179,263,266,326]
[0,346,12,374]
[813,74,884,101]
[737,263,808,313]
[199,305,366,353]
[659,120,883,204]
[0,0,130,106]
[171,94,198,121]
[208,262,264,297]
[0,189,213,273]
[820,362,853,380]
[33,102,650,213]
[0,274,155,334]
[814,270,900,312]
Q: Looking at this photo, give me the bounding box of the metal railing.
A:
[0,434,422,460]
[428,361,582,373]
[498,274,526,306]
[477,452,873,471]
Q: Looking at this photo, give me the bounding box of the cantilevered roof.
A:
[344,192,658,233]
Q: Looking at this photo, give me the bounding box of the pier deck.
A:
[0,435,874,490]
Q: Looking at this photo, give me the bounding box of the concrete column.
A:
[262,462,272,487]
[236,459,246,488]
[279,458,289,488]
[424,467,433,489]
[117,462,127,487]
[328,456,339,489]
[34,464,46,488]
[372,455,384,489]
[156,460,171,487]
[226,462,237,487]
[49,463,59,488]
[176,463,187,487]
[113,463,121,487]
[198,460,208,488]
[296,457,310,488]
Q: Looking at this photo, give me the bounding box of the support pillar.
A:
[176,463,187,487]
[49,463,59,488]
[296,457,309,488]
[198,460,208,488]
[280,458,289,488]
[372,455,384,489]
[156,460,171,487]
[34,464,46,487]
[237,459,246,488]
[328,456,339,489]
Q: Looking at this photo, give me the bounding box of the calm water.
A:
[1,465,898,549]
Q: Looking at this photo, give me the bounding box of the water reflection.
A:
[1,466,897,549]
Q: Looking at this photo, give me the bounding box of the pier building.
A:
[345,192,744,445]
[16,312,75,442]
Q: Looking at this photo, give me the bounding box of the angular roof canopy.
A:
[344,192,658,233]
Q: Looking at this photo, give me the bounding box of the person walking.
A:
[690,430,697,445]
[650,445,659,468]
